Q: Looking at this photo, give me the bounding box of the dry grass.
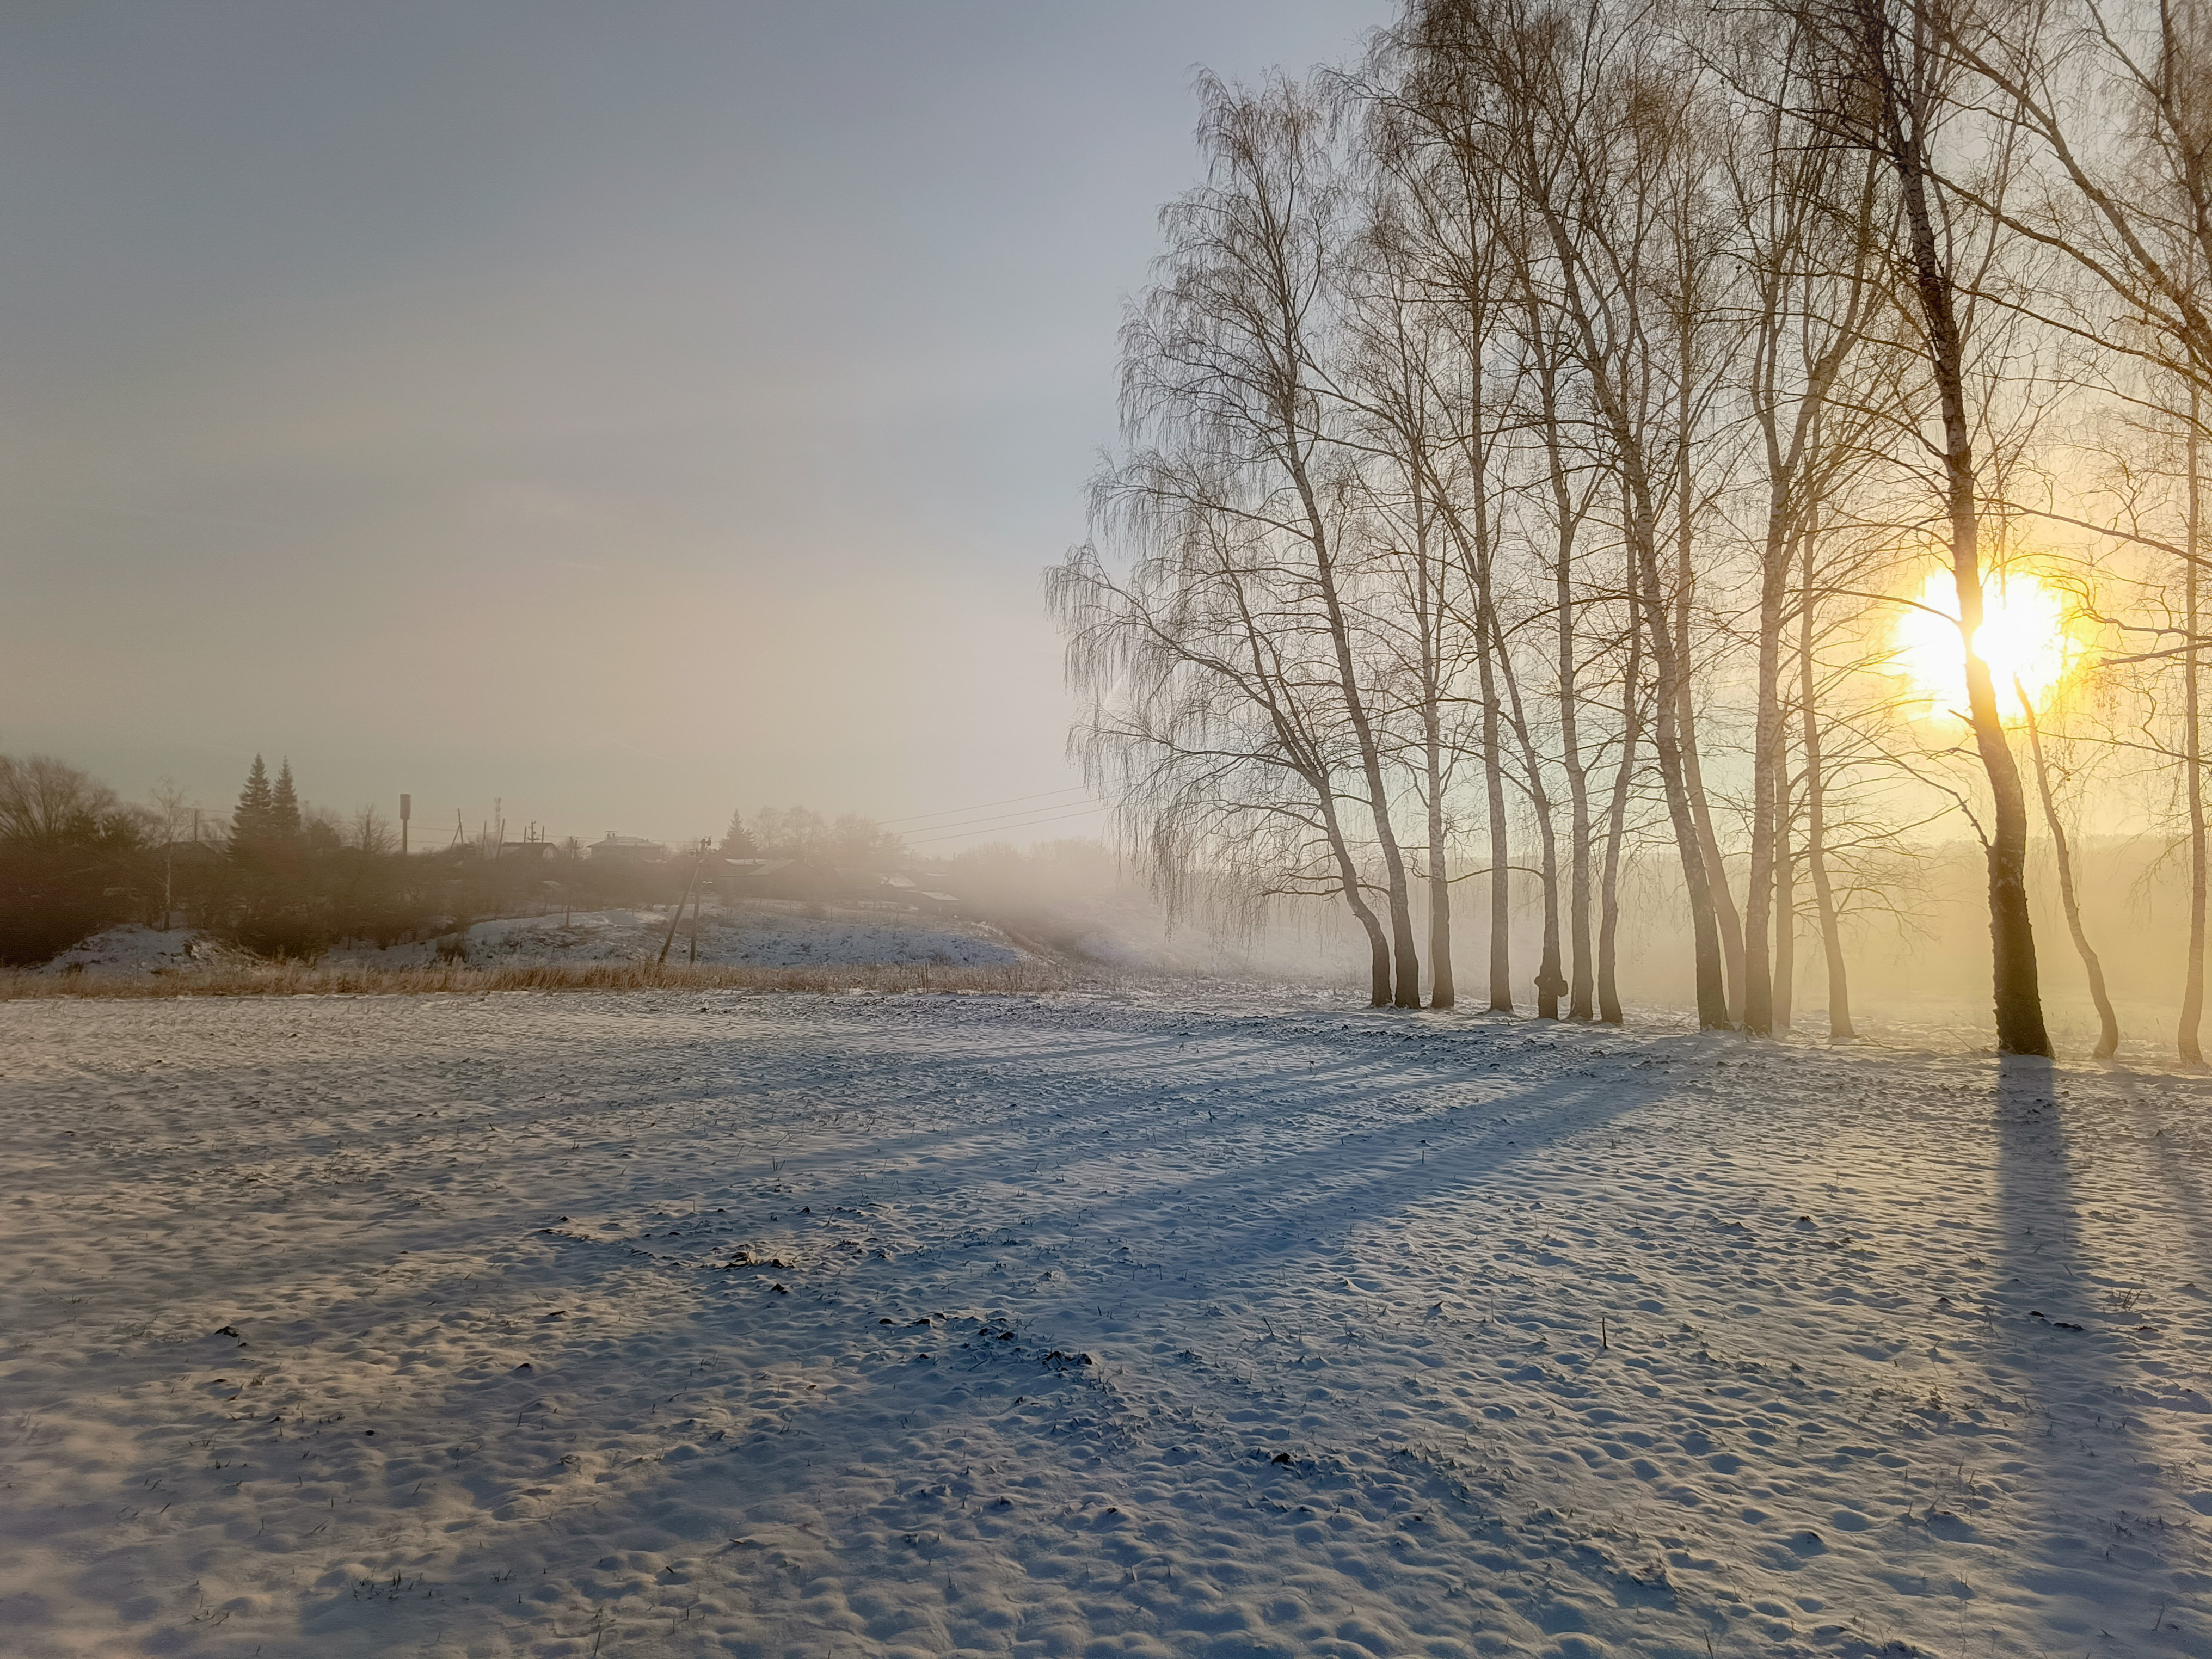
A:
[0,959,1077,1001]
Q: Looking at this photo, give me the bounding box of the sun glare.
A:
[1891,568,2078,722]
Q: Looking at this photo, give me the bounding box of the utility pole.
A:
[658,844,710,964]
[400,793,411,857]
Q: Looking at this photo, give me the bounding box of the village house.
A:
[588,834,667,862]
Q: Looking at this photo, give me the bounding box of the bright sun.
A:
[1891,568,2078,721]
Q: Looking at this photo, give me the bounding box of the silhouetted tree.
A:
[0,754,152,963]
[271,760,302,840]
[230,756,275,855]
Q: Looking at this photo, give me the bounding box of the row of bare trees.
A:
[1053,0,2212,1057]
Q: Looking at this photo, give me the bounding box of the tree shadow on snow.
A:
[1989,1053,2191,1651]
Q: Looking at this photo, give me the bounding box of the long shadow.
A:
[644,1024,1690,1392]
[1989,1053,2191,1652]
[773,1052,1497,1196]
[471,1008,1680,1438]
[29,999,1693,1657]
[29,998,1623,1348]
[753,1005,1619,1171]
[21,1004,1495,1354]
[2122,1075,2212,1305]
[715,1017,1646,1207]
[597,1013,1515,1209]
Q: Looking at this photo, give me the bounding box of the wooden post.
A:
[658,848,708,965]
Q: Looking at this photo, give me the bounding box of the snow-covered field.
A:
[4,990,2211,1658]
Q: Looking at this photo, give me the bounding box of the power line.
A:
[903,804,1111,846]
[905,813,1108,847]
[879,784,1091,826]
[903,803,1109,843]
[883,793,1105,837]
[889,801,1106,836]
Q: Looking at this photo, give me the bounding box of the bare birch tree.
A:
[1123,74,1428,1005]
[1786,0,2054,1053]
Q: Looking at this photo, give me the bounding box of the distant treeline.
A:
[0,753,932,967]
[0,753,656,965]
[718,805,904,866]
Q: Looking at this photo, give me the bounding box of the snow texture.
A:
[3,989,2210,1658]
[47,908,1025,976]
[389,908,1023,970]
[422,911,1026,973]
[34,925,255,979]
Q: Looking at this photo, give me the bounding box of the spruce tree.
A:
[230,755,273,853]
[271,760,302,840]
[720,809,758,858]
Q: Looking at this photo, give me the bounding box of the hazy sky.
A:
[0,1,1391,850]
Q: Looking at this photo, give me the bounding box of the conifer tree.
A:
[720,809,758,858]
[229,755,273,854]
[270,760,302,840]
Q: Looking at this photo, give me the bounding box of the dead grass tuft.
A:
[0,960,1076,1000]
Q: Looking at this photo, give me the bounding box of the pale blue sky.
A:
[0,1,1390,846]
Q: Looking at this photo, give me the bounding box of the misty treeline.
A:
[0,748,937,967]
[720,806,906,867]
[0,751,637,964]
[0,754,161,965]
[1053,0,2212,1056]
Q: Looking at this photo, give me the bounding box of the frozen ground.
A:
[35,925,258,979]
[4,990,2212,1659]
[45,908,1025,977]
[335,908,1026,972]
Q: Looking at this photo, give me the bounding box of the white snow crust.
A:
[334,907,1026,972]
[42,908,1025,978]
[3,990,2210,1658]
[34,925,253,979]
